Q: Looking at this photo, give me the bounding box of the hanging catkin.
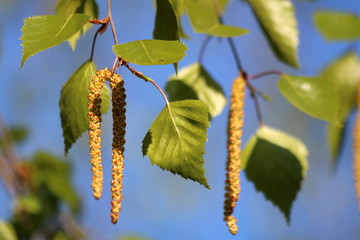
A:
[224,76,246,235]
[354,82,360,209]
[108,69,126,224]
[88,69,108,199]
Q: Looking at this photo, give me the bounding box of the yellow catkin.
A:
[107,69,126,224]
[354,83,360,209]
[224,76,246,235]
[88,69,108,200]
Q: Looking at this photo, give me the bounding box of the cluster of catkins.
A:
[224,76,246,235]
[88,68,126,224]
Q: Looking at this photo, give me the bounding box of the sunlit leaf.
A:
[186,0,248,37]
[248,0,299,68]
[20,14,89,67]
[278,74,340,124]
[322,52,360,121]
[113,40,187,65]
[154,0,179,40]
[314,11,360,41]
[322,52,360,164]
[56,0,99,50]
[0,221,17,240]
[142,100,210,188]
[242,126,308,222]
[166,62,226,118]
[59,61,110,155]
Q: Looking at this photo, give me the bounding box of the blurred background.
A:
[1,0,360,239]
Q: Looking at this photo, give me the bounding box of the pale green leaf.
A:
[154,0,179,40]
[113,40,187,65]
[314,11,360,41]
[59,61,110,155]
[278,74,340,124]
[0,221,17,240]
[242,126,308,222]
[248,0,299,68]
[56,0,99,50]
[186,0,248,37]
[142,100,210,188]
[166,62,226,118]
[20,14,89,67]
[169,0,185,17]
[322,52,360,121]
[327,123,347,166]
[322,52,360,163]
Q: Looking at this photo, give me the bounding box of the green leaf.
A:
[165,62,226,118]
[56,0,99,50]
[20,14,90,67]
[113,40,187,65]
[322,52,360,121]
[29,151,81,214]
[327,123,347,165]
[248,0,299,68]
[314,11,360,41]
[278,74,340,124]
[142,100,210,188]
[59,61,110,155]
[154,0,179,41]
[0,221,17,240]
[242,126,308,223]
[169,0,185,17]
[322,52,360,163]
[186,0,248,37]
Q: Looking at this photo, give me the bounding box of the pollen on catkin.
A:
[108,70,126,224]
[224,76,246,235]
[88,69,108,200]
[354,82,360,209]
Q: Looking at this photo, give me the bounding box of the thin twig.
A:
[247,70,283,80]
[227,38,244,74]
[198,36,213,63]
[107,0,120,72]
[90,27,101,61]
[227,38,264,126]
[150,81,170,107]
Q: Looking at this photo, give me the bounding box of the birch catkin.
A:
[354,83,360,209]
[108,70,126,224]
[88,69,108,199]
[224,76,246,235]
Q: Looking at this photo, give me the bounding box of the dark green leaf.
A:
[248,0,299,68]
[242,126,308,222]
[56,0,99,50]
[0,221,17,240]
[142,100,210,188]
[10,126,28,144]
[278,74,340,124]
[60,61,110,155]
[154,0,179,41]
[314,11,360,41]
[20,14,89,67]
[29,151,81,214]
[113,40,187,65]
[186,0,248,37]
[166,62,226,118]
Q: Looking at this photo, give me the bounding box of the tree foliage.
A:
[0,0,358,239]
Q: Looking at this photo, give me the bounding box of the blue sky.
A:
[1,0,360,239]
